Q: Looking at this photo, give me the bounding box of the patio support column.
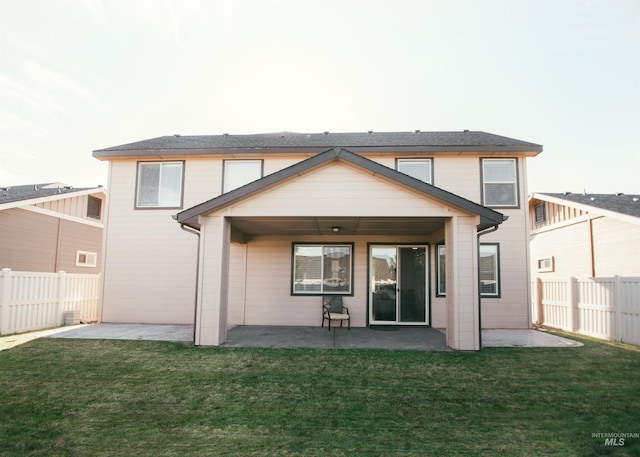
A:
[444,216,480,350]
[194,215,231,346]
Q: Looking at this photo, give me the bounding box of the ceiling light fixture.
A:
[331,226,340,233]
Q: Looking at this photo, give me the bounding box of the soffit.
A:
[229,217,445,237]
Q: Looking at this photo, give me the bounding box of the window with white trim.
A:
[223,160,263,193]
[396,159,433,184]
[292,244,352,295]
[136,161,184,208]
[537,256,554,273]
[481,158,518,207]
[76,251,97,268]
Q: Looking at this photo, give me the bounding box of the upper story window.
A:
[136,161,184,209]
[223,160,263,193]
[481,158,519,208]
[396,159,433,184]
[87,195,102,219]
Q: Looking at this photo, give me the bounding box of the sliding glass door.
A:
[369,245,429,325]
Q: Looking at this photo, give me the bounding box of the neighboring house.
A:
[529,192,640,278]
[93,131,543,350]
[0,183,106,273]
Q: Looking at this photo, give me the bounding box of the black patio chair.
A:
[322,295,350,331]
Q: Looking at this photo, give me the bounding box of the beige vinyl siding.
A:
[591,217,640,276]
[101,161,198,324]
[481,211,531,327]
[55,219,102,273]
[0,208,102,273]
[0,208,59,271]
[221,161,467,218]
[530,220,593,277]
[35,193,105,221]
[230,235,438,328]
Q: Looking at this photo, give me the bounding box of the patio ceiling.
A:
[229,216,446,238]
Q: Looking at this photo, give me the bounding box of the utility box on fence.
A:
[64,310,81,326]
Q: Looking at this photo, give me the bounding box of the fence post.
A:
[535,277,544,326]
[614,275,622,342]
[57,271,66,326]
[1,269,12,335]
[568,276,578,332]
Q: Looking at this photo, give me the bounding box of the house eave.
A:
[0,187,107,212]
[94,145,541,160]
[175,147,505,230]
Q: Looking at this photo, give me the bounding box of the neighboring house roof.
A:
[94,130,543,157]
[531,192,640,224]
[175,147,507,231]
[0,183,105,210]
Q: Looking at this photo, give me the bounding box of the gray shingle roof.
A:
[0,183,101,205]
[538,193,640,219]
[94,130,542,156]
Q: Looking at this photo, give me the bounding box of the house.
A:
[529,192,640,277]
[0,183,106,273]
[93,131,543,350]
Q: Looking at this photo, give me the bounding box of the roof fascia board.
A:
[177,147,505,228]
[94,145,541,160]
[19,206,104,228]
[531,193,640,226]
[0,187,106,212]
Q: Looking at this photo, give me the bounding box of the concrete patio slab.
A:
[481,329,583,347]
[223,326,451,350]
[47,323,193,342]
[1,323,583,351]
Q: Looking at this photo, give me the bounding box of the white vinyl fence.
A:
[533,276,640,346]
[0,269,101,335]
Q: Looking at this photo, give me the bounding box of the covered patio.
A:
[176,148,509,350]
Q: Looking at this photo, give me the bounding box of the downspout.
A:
[476,221,503,350]
[179,222,201,345]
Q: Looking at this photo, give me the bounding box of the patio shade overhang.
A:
[174,147,506,235]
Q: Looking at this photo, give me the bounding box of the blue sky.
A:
[1,0,638,193]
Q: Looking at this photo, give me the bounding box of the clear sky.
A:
[1,0,638,193]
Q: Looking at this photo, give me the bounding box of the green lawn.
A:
[0,334,639,457]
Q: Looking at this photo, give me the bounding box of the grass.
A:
[0,334,639,456]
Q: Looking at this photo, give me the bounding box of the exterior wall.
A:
[100,160,199,324]
[100,149,534,331]
[35,193,106,222]
[530,219,593,278]
[228,234,439,329]
[529,200,640,279]
[592,217,640,276]
[0,208,102,273]
[0,208,58,271]
[531,211,640,278]
[480,211,532,328]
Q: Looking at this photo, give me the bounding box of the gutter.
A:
[178,219,201,345]
[476,219,504,350]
